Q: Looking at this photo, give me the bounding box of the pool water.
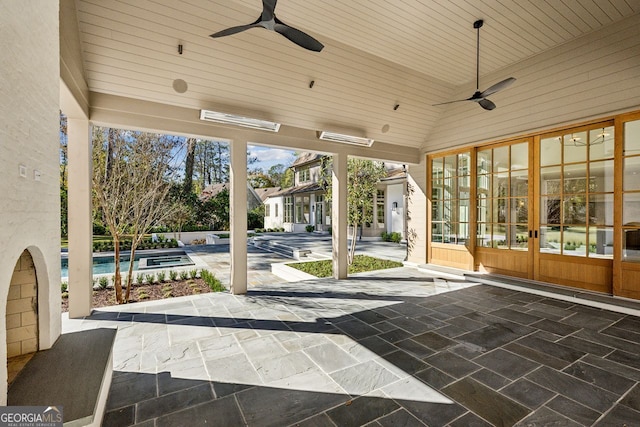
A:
[61,251,194,277]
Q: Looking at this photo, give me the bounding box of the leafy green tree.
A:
[322,157,387,264]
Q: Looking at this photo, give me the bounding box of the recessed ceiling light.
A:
[173,79,188,93]
[199,110,281,132]
[318,131,374,147]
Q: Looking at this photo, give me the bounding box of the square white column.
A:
[332,153,348,279]
[230,140,248,294]
[67,118,93,317]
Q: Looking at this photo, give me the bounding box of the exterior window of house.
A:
[265,204,270,217]
[275,204,278,217]
[539,124,614,258]
[295,196,310,223]
[431,152,471,244]
[377,190,385,227]
[624,119,640,261]
[299,167,311,183]
[284,196,293,222]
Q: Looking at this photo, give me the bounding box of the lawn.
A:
[288,255,403,278]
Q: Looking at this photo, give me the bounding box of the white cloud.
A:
[248,146,295,163]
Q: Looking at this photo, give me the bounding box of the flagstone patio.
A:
[62,267,640,426]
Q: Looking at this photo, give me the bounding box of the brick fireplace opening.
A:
[6,250,38,385]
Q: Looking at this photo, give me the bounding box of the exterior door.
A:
[533,121,614,293]
[475,139,534,278]
[315,195,324,231]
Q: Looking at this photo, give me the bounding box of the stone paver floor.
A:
[63,267,640,426]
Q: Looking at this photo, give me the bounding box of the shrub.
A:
[305,225,314,232]
[179,271,189,280]
[61,282,68,293]
[200,269,226,292]
[157,271,166,282]
[93,222,107,235]
[138,291,149,300]
[136,273,145,285]
[99,276,109,289]
[145,273,155,284]
[381,231,389,241]
[390,232,402,243]
[189,269,198,279]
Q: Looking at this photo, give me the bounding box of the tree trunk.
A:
[106,128,116,181]
[348,222,357,265]
[124,245,136,301]
[183,138,196,195]
[113,238,123,303]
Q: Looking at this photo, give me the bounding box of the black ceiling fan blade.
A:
[261,0,277,21]
[479,98,496,110]
[210,20,261,38]
[274,21,324,52]
[432,99,468,106]
[479,77,516,98]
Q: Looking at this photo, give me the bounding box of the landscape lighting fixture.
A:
[199,110,281,132]
[318,131,374,147]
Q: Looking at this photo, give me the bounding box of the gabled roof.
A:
[291,152,323,169]
[267,182,324,199]
[254,187,282,202]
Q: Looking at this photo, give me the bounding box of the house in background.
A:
[264,153,408,238]
[200,182,263,211]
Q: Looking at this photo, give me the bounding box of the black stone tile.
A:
[372,321,400,333]
[392,302,433,317]
[212,382,254,399]
[103,406,135,427]
[445,315,487,332]
[503,343,570,370]
[505,292,544,304]
[356,335,399,356]
[107,373,157,410]
[530,318,580,336]
[336,318,381,340]
[524,302,572,319]
[381,350,428,375]
[397,399,466,426]
[379,328,413,344]
[581,354,640,382]
[523,309,565,322]
[537,298,574,309]
[448,343,486,360]
[166,315,214,326]
[296,413,337,427]
[156,394,243,427]
[434,324,467,339]
[488,307,542,325]
[132,420,155,427]
[545,395,600,426]
[593,404,640,426]
[395,339,434,359]
[411,331,456,351]
[431,303,474,317]
[621,383,640,412]
[156,372,204,396]
[352,310,390,325]
[607,349,640,370]
[612,315,640,332]
[443,377,529,426]
[470,368,511,390]
[501,378,555,409]
[136,383,214,423]
[514,406,581,427]
[561,312,619,331]
[326,396,399,427]
[457,321,532,352]
[474,348,541,380]
[516,334,585,363]
[556,336,614,357]
[377,408,426,427]
[237,385,346,427]
[410,315,449,330]
[526,366,618,412]
[363,422,383,427]
[387,316,438,336]
[602,325,640,344]
[563,361,635,395]
[425,351,481,379]
[415,367,456,390]
[574,328,640,354]
[448,411,493,427]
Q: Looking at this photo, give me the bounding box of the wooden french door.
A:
[475,138,535,279]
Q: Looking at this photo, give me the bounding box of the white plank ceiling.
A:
[72,0,640,149]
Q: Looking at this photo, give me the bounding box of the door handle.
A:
[535,230,538,238]
[529,230,533,238]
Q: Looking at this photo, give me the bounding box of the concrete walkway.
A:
[64,267,640,426]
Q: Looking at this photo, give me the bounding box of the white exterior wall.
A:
[427,14,640,152]
[386,183,405,237]
[406,159,428,264]
[0,1,61,404]
[263,197,284,230]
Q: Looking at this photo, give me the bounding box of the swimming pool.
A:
[60,250,195,277]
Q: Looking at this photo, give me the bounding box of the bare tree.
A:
[93,127,178,303]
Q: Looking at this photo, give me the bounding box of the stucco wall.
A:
[406,159,428,264]
[0,0,61,404]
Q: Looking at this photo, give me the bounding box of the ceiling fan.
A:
[434,20,515,111]
[210,0,324,52]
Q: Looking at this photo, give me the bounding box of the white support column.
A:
[230,139,248,295]
[67,118,93,318]
[332,153,348,279]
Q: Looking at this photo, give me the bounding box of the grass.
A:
[288,255,403,278]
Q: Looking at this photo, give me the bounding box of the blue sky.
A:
[247,145,297,171]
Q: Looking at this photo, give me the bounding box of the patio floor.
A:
[62,267,640,426]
